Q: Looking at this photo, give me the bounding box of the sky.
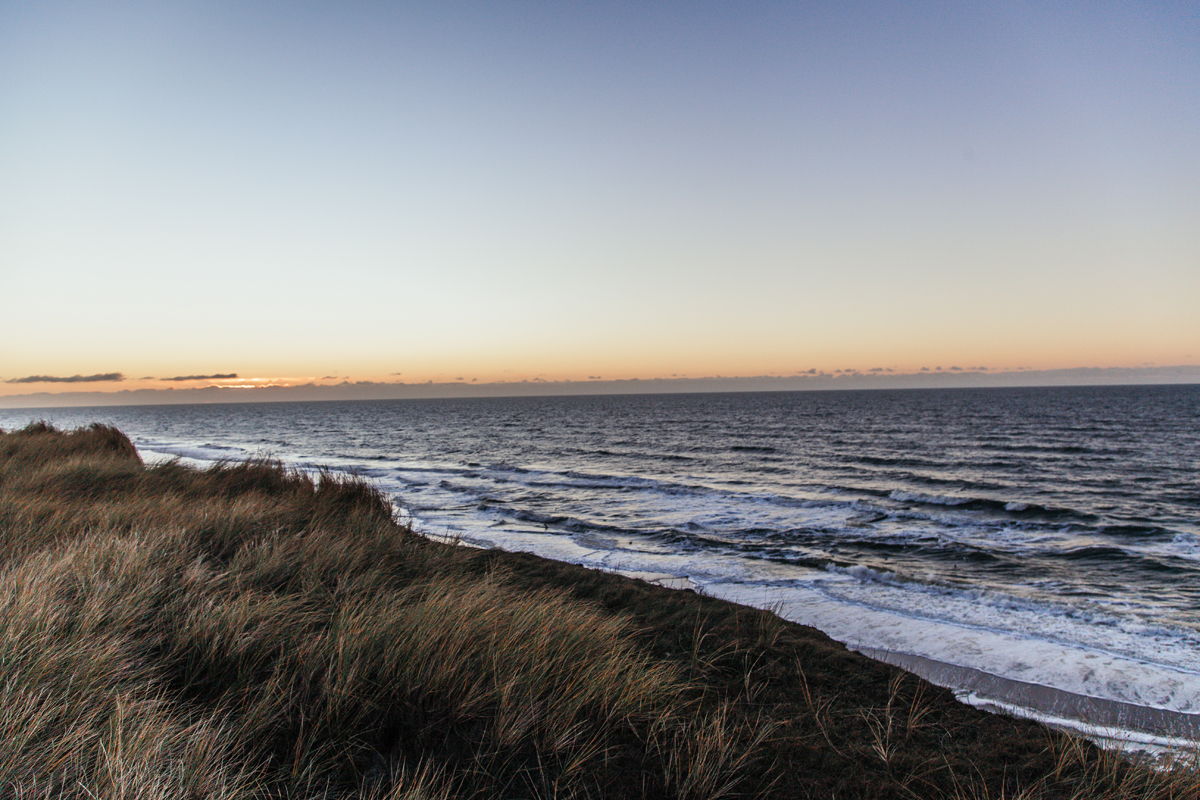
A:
[2,1,1197,400]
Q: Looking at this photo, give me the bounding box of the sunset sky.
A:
[2,1,1197,398]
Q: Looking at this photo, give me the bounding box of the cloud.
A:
[161,373,238,382]
[6,373,124,384]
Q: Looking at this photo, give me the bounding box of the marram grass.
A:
[0,422,1194,799]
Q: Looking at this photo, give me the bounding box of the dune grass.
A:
[0,422,1194,799]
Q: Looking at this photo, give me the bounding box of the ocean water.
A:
[5,385,1198,747]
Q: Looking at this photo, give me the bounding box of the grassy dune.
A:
[0,422,1194,799]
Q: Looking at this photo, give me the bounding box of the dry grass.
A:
[0,423,767,799]
[0,421,1195,800]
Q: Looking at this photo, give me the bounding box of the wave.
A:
[887,490,1096,521]
[889,489,972,506]
[137,441,252,463]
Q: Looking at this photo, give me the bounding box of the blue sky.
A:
[2,1,1197,397]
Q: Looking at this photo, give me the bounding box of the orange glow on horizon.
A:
[3,351,1198,399]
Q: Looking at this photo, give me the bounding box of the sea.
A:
[4,384,1198,751]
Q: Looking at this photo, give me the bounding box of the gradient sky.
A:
[2,1,1197,395]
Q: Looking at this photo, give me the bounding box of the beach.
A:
[3,386,1198,758]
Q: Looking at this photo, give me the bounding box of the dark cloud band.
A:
[161,374,238,382]
[5,373,125,384]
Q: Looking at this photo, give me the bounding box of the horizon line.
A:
[2,365,1199,410]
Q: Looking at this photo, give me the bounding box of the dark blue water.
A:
[5,384,1199,732]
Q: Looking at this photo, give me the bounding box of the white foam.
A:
[137,441,251,464]
[959,693,1200,756]
[889,489,971,506]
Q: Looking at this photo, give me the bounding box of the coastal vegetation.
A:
[0,422,1194,799]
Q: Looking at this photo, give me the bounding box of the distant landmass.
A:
[2,365,1198,409]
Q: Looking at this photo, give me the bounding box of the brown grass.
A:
[0,422,1194,799]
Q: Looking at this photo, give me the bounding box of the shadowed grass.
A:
[0,422,1194,799]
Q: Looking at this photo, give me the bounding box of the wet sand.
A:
[856,646,1200,746]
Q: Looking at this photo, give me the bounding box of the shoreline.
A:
[570,565,1200,753]
[248,510,1200,754]
[856,647,1200,749]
